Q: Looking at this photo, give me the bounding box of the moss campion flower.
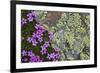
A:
[49,32,54,41]
[27,11,37,22]
[21,18,27,26]
[22,50,27,56]
[40,48,47,55]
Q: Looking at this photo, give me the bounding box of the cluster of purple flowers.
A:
[21,18,27,27]
[40,41,50,55]
[47,52,61,61]
[49,32,54,41]
[27,11,37,22]
[27,23,45,46]
[21,11,37,27]
[30,56,42,62]
[26,23,61,61]
[21,10,61,62]
[40,45,61,61]
[21,50,42,62]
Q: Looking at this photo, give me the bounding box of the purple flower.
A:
[31,38,38,46]
[41,46,46,50]
[47,53,56,60]
[35,24,41,30]
[55,53,61,59]
[40,42,50,53]
[27,12,32,17]
[32,24,46,44]
[40,48,47,55]
[27,14,33,22]
[31,11,37,18]
[21,18,27,26]
[28,50,34,57]
[49,53,55,59]
[35,56,42,62]
[47,52,60,60]
[47,54,52,60]
[38,37,43,42]
[22,50,27,56]
[30,56,37,62]
[36,30,43,36]
[27,36,38,46]
[27,16,33,22]
[36,34,41,39]
[22,58,28,62]
[35,24,45,31]
[32,32,37,38]
[37,59,42,62]
[27,11,37,22]
[30,56,42,62]
[43,41,50,48]
[27,37,32,43]
[32,28,44,43]
[49,32,54,41]
[36,30,43,42]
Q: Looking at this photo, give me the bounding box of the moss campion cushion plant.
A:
[21,10,61,63]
